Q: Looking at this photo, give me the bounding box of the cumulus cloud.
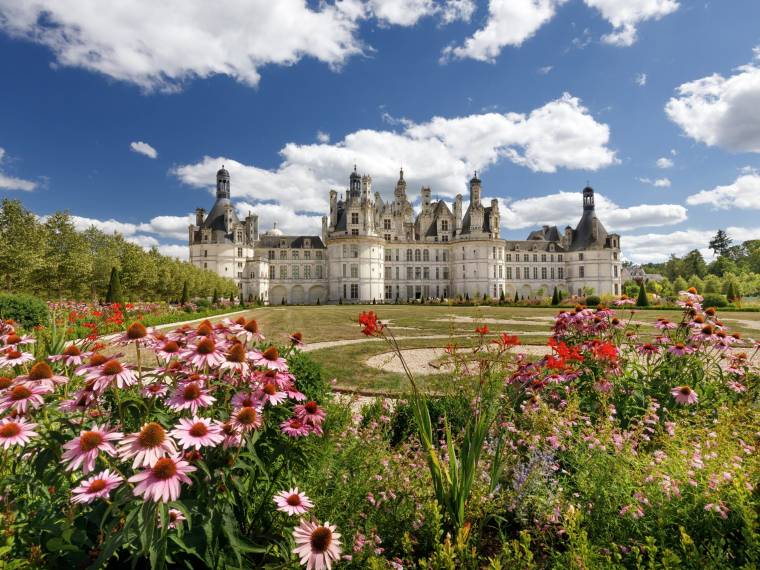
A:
[368,0,474,26]
[665,48,760,153]
[497,190,686,232]
[0,147,37,191]
[537,65,553,75]
[130,141,158,159]
[316,131,331,144]
[635,72,647,86]
[138,214,195,240]
[70,215,141,236]
[156,244,189,260]
[656,157,673,169]
[637,177,671,188]
[442,0,567,62]
[622,226,759,263]
[585,0,679,47]
[686,173,760,210]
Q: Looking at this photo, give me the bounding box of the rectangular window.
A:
[268,250,275,260]
[385,285,392,299]
[293,266,299,279]
[204,250,207,257]
[385,267,391,280]
[237,271,242,278]
[506,253,512,262]
[384,234,391,241]
[292,251,299,260]
[304,251,311,260]
[614,265,619,278]
[342,264,346,278]
[541,267,547,279]
[506,267,512,279]
[533,267,538,280]
[441,220,448,231]
[350,264,358,278]
[541,254,546,262]
[406,267,413,280]
[237,248,243,257]
[384,219,391,230]
[524,267,530,279]
[351,245,359,258]
[316,251,323,260]
[579,266,585,278]
[351,212,359,224]
[304,265,311,279]
[316,266,323,279]
[533,254,538,262]
[499,266,503,278]
[435,267,439,280]
[395,249,399,261]
[395,267,399,280]
[280,266,287,279]
[269,266,275,278]
[343,284,346,299]
[493,266,497,278]
[443,267,449,279]
[441,235,448,242]
[579,253,584,261]
[442,251,448,262]
[558,267,564,279]
[551,267,555,279]
[350,284,359,299]
[515,267,520,279]
[351,229,359,236]
[280,250,287,259]
[415,267,422,280]
[423,267,430,280]
[558,254,563,262]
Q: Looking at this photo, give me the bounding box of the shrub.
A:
[105,267,123,304]
[636,284,649,306]
[287,350,329,402]
[702,293,728,308]
[584,295,600,307]
[551,286,560,306]
[195,298,211,310]
[180,281,188,304]
[389,393,471,446]
[0,292,49,329]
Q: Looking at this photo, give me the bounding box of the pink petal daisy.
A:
[16,361,69,388]
[274,487,314,516]
[238,319,265,343]
[0,382,51,414]
[671,385,699,405]
[289,332,305,347]
[167,381,216,414]
[252,346,288,371]
[49,344,92,367]
[2,332,35,347]
[220,422,243,449]
[166,508,186,529]
[293,520,341,570]
[295,401,326,426]
[231,406,263,433]
[281,417,311,438]
[114,322,151,346]
[219,342,250,373]
[129,456,196,503]
[119,422,177,468]
[71,469,123,504]
[182,338,226,369]
[62,424,123,474]
[231,390,263,409]
[170,417,224,450]
[668,343,694,356]
[141,382,169,398]
[87,359,137,391]
[0,417,38,449]
[258,380,288,407]
[154,340,183,362]
[0,348,35,367]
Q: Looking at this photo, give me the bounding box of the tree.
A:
[239,291,245,307]
[681,250,708,278]
[708,255,737,277]
[551,286,560,305]
[673,276,688,293]
[709,229,732,257]
[514,291,519,303]
[229,291,235,303]
[703,275,722,294]
[212,288,219,304]
[726,280,740,302]
[636,284,649,307]
[105,267,124,304]
[180,281,189,305]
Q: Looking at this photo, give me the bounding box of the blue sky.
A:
[0,0,759,263]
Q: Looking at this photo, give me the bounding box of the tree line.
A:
[635,231,760,299]
[0,199,238,302]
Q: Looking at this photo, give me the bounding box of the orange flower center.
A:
[182,383,201,401]
[87,479,107,493]
[0,376,12,390]
[310,527,332,553]
[5,334,21,345]
[291,332,303,343]
[286,494,302,506]
[222,422,235,436]
[236,407,257,425]
[234,316,247,326]
[28,362,53,380]
[10,385,32,400]
[244,319,259,333]
[305,401,318,414]
[162,341,180,353]
[126,322,147,339]
[152,458,178,480]
[6,349,22,359]
[196,322,213,337]
[262,346,279,361]
[188,422,209,437]
[226,343,247,363]
[0,422,21,438]
[679,386,692,395]
[102,360,123,376]
[79,431,104,452]
[196,338,215,355]
[263,383,277,396]
[138,423,166,448]
[289,419,303,429]
[63,345,81,356]
[701,325,713,335]
[89,353,108,367]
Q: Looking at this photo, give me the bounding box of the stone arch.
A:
[520,284,532,299]
[308,285,327,304]
[270,285,287,305]
[290,285,305,305]
[504,285,516,299]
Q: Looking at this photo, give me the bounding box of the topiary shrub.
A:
[636,284,649,307]
[702,293,728,308]
[0,293,49,329]
[286,351,328,402]
[585,295,601,307]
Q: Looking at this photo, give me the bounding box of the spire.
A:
[582,185,595,211]
[399,167,404,181]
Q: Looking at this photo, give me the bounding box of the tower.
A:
[349,165,361,200]
[469,171,481,207]
[583,186,595,210]
[216,166,231,199]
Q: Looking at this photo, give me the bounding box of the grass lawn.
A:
[115,304,760,394]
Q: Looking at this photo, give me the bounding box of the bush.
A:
[636,284,649,307]
[584,295,600,307]
[389,393,471,446]
[0,292,49,329]
[287,350,329,402]
[195,298,211,310]
[702,293,728,308]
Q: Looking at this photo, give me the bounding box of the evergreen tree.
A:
[212,288,219,305]
[636,284,649,307]
[514,291,519,303]
[230,291,235,303]
[239,292,245,308]
[499,290,505,303]
[726,280,740,302]
[316,298,320,305]
[105,267,124,304]
[180,281,189,305]
[551,286,559,306]
[709,229,732,257]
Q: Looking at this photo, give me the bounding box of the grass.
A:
[115,303,760,393]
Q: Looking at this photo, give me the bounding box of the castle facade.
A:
[189,167,622,304]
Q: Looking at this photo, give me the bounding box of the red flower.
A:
[591,341,618,362]
[474,325,489,336]
[494,333,520,347]
[358,312,384,336]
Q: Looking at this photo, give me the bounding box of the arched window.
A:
[415,249,421,262]
[422,250,429,262]
[406,249,413,262]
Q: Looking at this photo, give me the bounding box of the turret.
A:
[216,166,231,199]
[349,165,361,200]
[583,186,595,211]
[394,168,407,199]
[469,171,481,208]
[454,194,463,232]
[361,174,372,202]
[329,190,338,228]
[195,208,205,226]
[421,187,432,211]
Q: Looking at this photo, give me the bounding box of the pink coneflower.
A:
[252,346,288,371]
[183,338,226,369]
[115,321,150,345]
[692,324,716,342]
[3,333,35,347]
[636,343,660,356]
[166,508,186,529]
[167,381,216,414]
[289,332,305,347]
[49,344,91,367]
[0,382,51,414]
[668,342,694,356]
[87,359,137,391]
[239,319,265,343]
[231,406,263,432]
[220,422,242,449]
[654,319,677,330]
[0,417,38,449]
[141,382,169,398]
[71,469,123,504]
[170,417,224,450]
[129,456,196,503]
[671,385,699,405]
[74,352,110,376]
[231,390,262,409]
[293,520,341,570]
[281,417,311,437]
[295,401,325,426]
[274,488,313,516]
[258,380,288,407]
[62,424,123,474]
[17,361,68,388]
[119,422,177,468]
[0,347,34,367]
[219,342,250,373]
[155,340,183,361]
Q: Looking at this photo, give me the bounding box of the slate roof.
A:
[201,197,239,233]
[257,235,326,249]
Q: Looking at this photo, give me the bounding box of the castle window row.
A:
[268,250,324,261]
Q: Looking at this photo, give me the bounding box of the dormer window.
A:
[280,239,287,248]
[304,239,311,248]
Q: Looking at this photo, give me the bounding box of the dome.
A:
[217,166,230,178]
[470,171,481,184]
[265,221,283,236]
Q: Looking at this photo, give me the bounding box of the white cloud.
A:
[138,214,195,240]
[368,0,474,26]
[236,202,323,236]
[537,65,553,75]
[635,72,647,86]
[637,176,671,188]
[130,141,158,159]
[666,48,760,153]
[0,147,37,191]
[686,173,760,210]
[71,215,141,236]
[622,226,759,263]
[157,244,189,260]
[656,157,673,169]
[316,131,331,144]
[125,234,160,248]
[175,93,617,225]
[442,0,567,62]
[498,190,686,232]
[584,0,679,47]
